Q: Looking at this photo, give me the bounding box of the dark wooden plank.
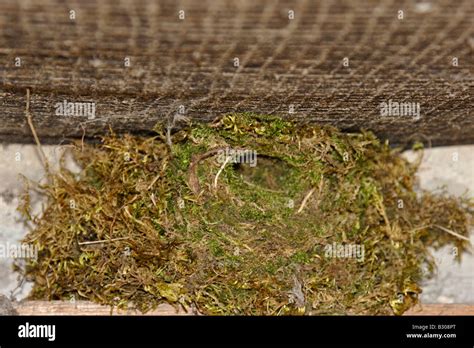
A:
[1,0,473,145]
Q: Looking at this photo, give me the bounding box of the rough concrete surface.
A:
[0,143,472,304]
[403,145,473,303]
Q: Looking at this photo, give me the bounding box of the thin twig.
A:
[214,155,231,188]
[297,175,324,214]
[78,237,129,246]
[147,173,161,191]
[432,224,470,242]
[25,89,50,174]
[410,225,430,232]
[409,224,470,243]
[188,147,225,194]
[297,187,315,214]
[80,123,86,153]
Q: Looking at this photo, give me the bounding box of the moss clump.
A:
[17,113,472,315]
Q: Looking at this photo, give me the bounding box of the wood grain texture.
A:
[13,301,190,316]
[404,303,474,316]
[0,0,473,145]
[11,301,474,315]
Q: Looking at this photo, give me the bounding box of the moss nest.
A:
[17,114,472,315]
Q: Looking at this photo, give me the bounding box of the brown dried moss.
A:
[17,113,472,315]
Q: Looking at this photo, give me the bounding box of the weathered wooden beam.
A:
[0,0,472,146]
[404,304,474,316]
[7,301,474,316]
[12,301,189,316]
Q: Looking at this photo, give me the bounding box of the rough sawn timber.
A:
[0,0,473,146]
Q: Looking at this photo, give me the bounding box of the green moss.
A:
[17,113,472,315]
